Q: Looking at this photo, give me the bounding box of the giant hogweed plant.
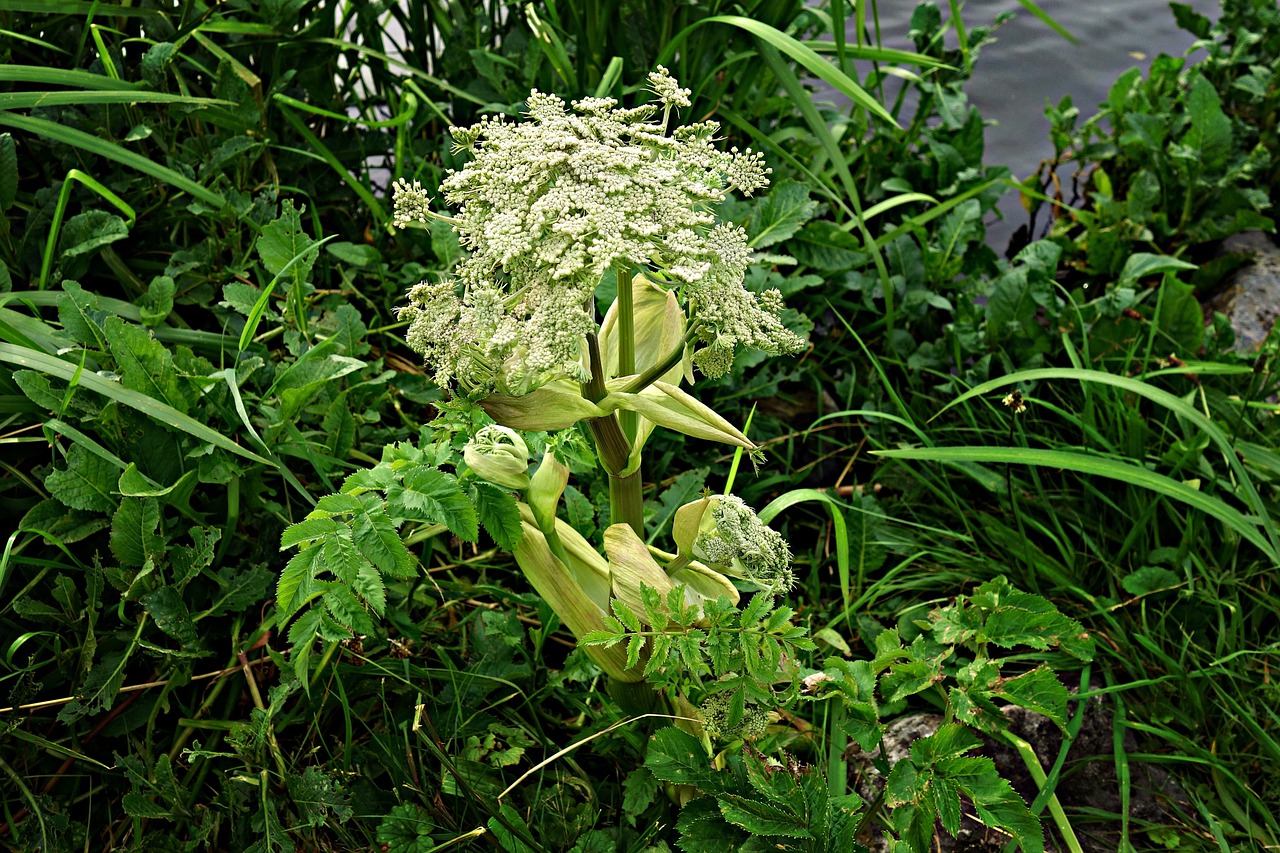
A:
[277,69,1090,851]
[279,67,808,709]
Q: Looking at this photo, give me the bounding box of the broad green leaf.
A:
[1117,252,1197,289]
[880,659,939,703]
[140,586,200,649]
[136,276,175,327]
[59,210,129,260]
[59,280,110,351]
[46,443,117,512]
[790,220,864,271]
[257,199,317,293]
[645,726,716,787]
[621,767,659,826]
[1183,73,1233,169]
[110,496,163,568]
[745,180,818,248]
[995,666,1069,727]
[105,317,190,414]
[1121,565,1181,596]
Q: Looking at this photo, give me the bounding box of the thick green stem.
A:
[1001,731,1085,853]
[615,264,637,443]
[583,333,645,536]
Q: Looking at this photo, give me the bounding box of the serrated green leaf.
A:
[122,790,170,819]
[257,199,317,291]
[46,443,117,512]
[277,546,322,624]
[110,496,163,568]
[471,482,523,551]
[354,556,387,616]
[645,727,717,788]
[611,597,642,634]
[387,465,478,540]
[880,659,939,703]
[622,766,659,826]
[995,666,1069,727]
[746,180,818,248]
[350,494,413,579]
[289,766,352,828]
[281,516,344,549]
[324,584,375,635]
[718,794,812,838]
[106,317,190,414]
[626,633,644,669]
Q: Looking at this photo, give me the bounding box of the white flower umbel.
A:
[396,67,804,396]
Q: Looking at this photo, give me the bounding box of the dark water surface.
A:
[836,0,1222,249]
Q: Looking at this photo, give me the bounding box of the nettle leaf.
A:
[46,443,118,513]
[110,496,164,568]
[105,317,190,414]
[994,667,1069,727]
[471,482,523,551]
[622,766,659,826]
[746,180,818,248]
[645,726,718,789]
[387,465,478,540]
[350,493,413,579]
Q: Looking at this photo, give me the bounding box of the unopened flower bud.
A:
[527,450,569,534]
[463,425,530,490]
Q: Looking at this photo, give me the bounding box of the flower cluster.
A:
[396,67,803,396]
[691,495,793,597]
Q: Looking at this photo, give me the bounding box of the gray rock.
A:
[1206,231,1280,351]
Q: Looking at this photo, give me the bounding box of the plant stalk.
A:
[583,333,644,535]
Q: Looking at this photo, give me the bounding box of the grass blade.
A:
[0,112,225,208]
[874,445,1276,560]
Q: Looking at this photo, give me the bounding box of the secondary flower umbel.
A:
[395,67,804,397]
